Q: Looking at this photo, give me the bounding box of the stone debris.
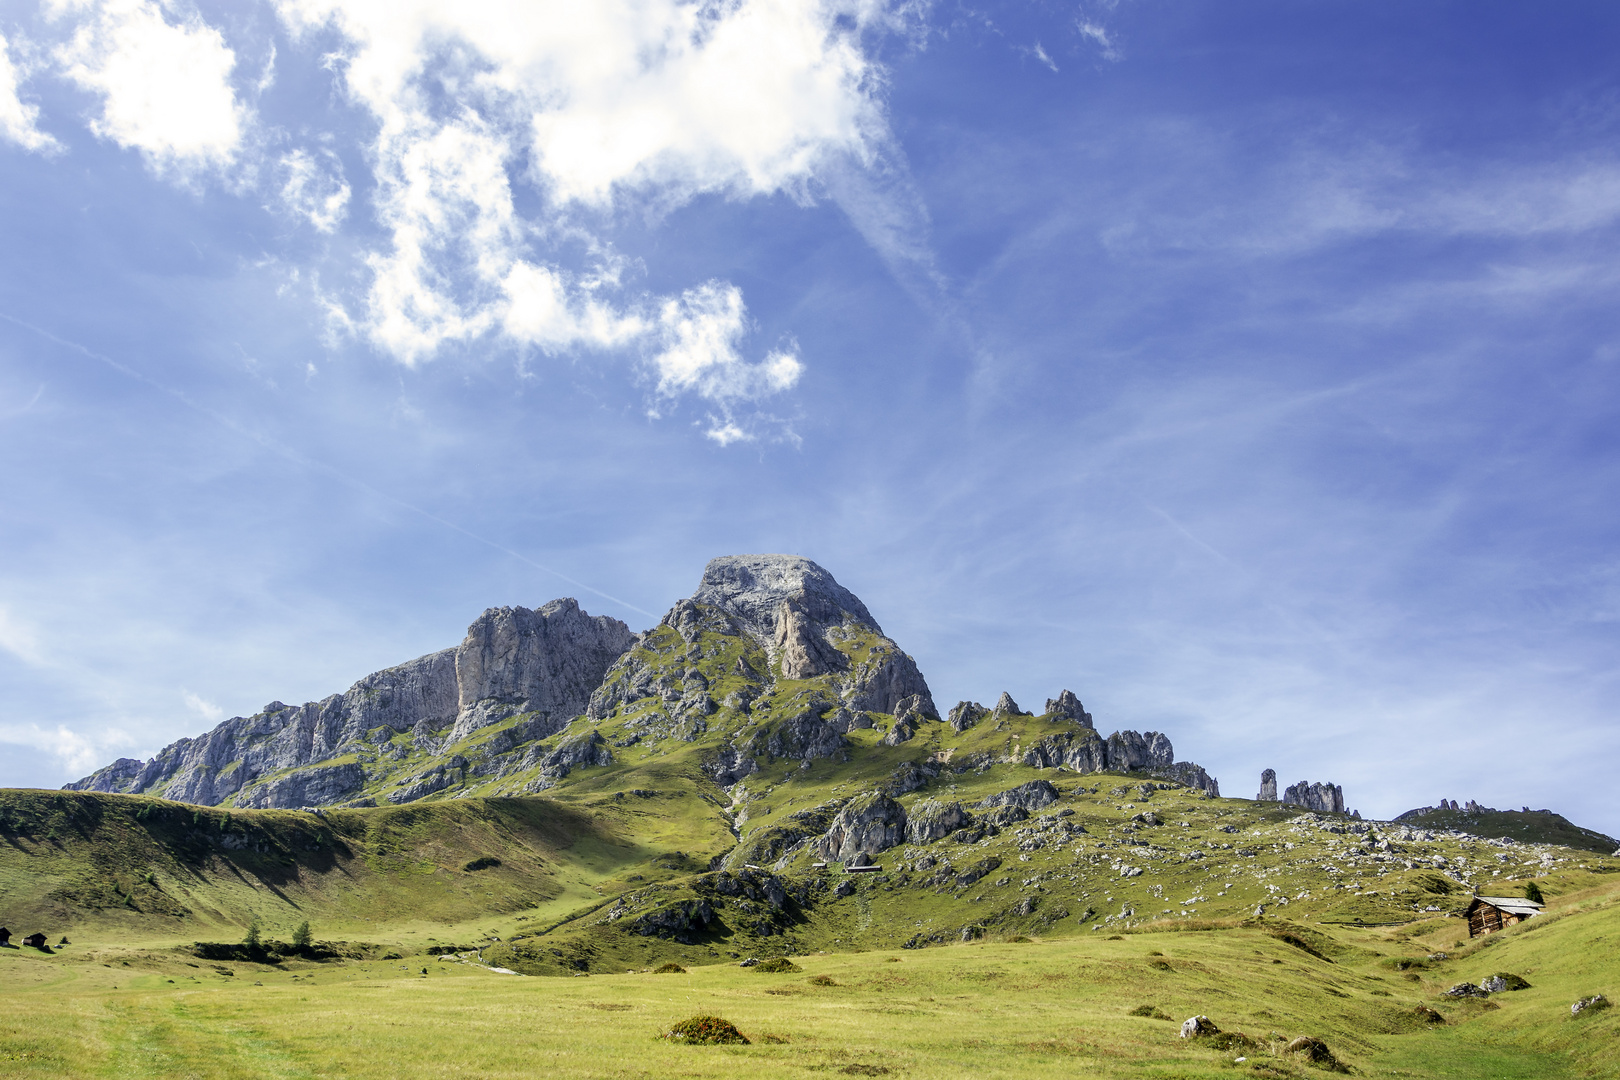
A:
[1571,994,1610,1017]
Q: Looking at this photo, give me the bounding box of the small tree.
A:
[293,921,312,949]
[1525,881,1545,905]
[243,917,261,949]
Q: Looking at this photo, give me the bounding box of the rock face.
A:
[450,599,635,741]
[1258,768,1278,801]
[1043,690,1093,727]
[1282,780,1346,815]
[816,792,907,864]
[68,602,631,809]
[1014,728,1219,795]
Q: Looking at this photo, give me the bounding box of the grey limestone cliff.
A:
[68,599,632,808]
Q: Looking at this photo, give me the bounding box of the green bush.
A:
[752,958,801,973]
[661,1016,749,1045]
[652,962,686,974]
[1525,881,1545,905]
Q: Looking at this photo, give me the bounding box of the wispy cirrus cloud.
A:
[0,31,59,151]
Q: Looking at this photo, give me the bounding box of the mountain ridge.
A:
[66,554,1218,810]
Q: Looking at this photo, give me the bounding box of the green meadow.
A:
[3,780,1619,1078]
[3,877,1619,1080]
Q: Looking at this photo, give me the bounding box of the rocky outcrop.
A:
[235,763,365,809]
[978,779,1059,813]
[1013,728,1218,795]
[1283,780,1345,814]
[691,554,881,640]
[1043,689,1093,727]
[948,700,988,732]
[991,692,1026,720]
[449,599,634,741]
[906,799,974,843]
[1258,768,1278,801]
[816,792,907,864]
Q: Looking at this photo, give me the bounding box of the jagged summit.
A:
[689,554,880,638]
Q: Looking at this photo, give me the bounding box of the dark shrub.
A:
[652,962,686,974]
[753,958,801,973]
[662,1016,749,1045]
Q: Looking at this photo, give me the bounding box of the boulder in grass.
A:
[1481,973,1530,993]
[1179,1015,1220,1038]
[1571,995,1610,1018]
[662,1016,750,1045]
[1444,982,1490,998]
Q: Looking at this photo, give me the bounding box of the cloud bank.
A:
[5,0,919,441]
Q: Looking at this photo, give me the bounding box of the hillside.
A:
[1396,805,1619,855]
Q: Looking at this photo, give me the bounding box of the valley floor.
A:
[5,880,1618,1080]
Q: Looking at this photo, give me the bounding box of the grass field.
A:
[3,873,1618,1080]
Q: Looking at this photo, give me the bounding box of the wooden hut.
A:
[1464,895,1543,937]
[22,932,47,949]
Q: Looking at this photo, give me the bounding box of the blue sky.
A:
[3,1,1619,834]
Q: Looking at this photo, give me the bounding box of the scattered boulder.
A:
[1481,973,1530,993]
[1179,1015,1220,1038]
[1444,982,1490,999]
[737,957,760,967]
[1571,994,1610,1017]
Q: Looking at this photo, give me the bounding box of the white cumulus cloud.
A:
[270,0,898,427]
[54,0,245,175]
[0,31,60,152]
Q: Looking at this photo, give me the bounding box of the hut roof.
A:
[1467,895,1545,918]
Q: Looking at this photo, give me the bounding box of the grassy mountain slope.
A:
[1396,805,1619,855]
[2,872,1617,1078]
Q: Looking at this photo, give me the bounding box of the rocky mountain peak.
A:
[691,554,880,639]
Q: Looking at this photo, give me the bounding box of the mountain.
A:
[66,554,1219,811]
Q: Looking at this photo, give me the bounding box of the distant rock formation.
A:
[1257,769,1346,814]
[1258,768,1278,801]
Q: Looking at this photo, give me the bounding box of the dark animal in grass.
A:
[652,962,686,974]
[752,957,801,973]
[662,1016,749,1045]
[1284,1036,1348,1073]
